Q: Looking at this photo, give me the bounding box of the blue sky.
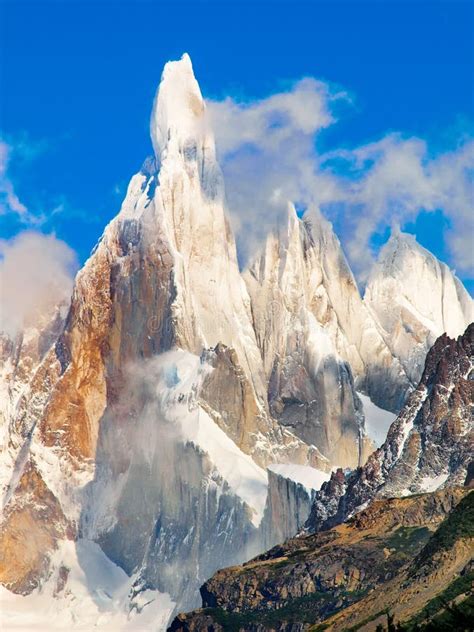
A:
[1,0,473,291]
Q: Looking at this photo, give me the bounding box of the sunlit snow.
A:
[153,350,269,526]
[419,472,449,493]
[358,392,396,448]
[0,540,175,631]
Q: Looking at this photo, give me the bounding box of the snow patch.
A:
[306,312,337,374]
[419,472,449,493]
[398,418,414,457]
[29,440,95,523]
[150,350,268,526]
[0,539,175,631]
[188,406,268,526]
[358,392,396,448]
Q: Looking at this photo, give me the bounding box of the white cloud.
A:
[427,140,474,273]
[0,140,28,216]
[208,78,339,155]
[0,136,68,227]
[0,231,78,337]
[207,84,474,281]
[329,134,474,278]
[206,79,347,262]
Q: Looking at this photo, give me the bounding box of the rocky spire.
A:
[150,53,212,161]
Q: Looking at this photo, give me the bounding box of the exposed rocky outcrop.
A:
[245,208,413,418]
[325,489,474,631]
[259,466,322,551]
[0,461,71,594]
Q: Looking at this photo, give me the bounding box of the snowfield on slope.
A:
[0,540,175,631]
[152,349,269,526]
[358,392,396,447]
[268,463,330,494]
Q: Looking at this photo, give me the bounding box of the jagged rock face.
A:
[0,306,67,477]
[307,323,474,532]
[245,209,412,428]
[0,461,71,594]
[364,230,474,388]
[259,468,317,551]
[199,344,327,469]
[170,488,470,631]
[246,209,370,467]
[0,307,75,594]
[245,209,382,467]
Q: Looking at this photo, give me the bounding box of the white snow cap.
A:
[378,229,432,267]
[150,53,210,159]
[366,228,473,343]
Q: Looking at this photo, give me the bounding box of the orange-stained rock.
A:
[0,462,70,594]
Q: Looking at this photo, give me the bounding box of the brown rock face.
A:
[38,214,177,462]
[0,205,178,593]
[199,344,330,469]
[199,344,269,462]
[0,462,70,593]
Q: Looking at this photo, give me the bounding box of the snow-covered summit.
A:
[365,229,473,385]
[367,229,473,337]
[150,53,214,163]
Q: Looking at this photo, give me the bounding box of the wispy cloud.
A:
[0,135,98,231]
[327,134,474,278]
[0,136,54,226]
[0,231,78,337]
[0,140,29,216]
[207,79,347,262]
[207,83,474,280]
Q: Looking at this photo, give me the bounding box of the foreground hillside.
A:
[169,487,473,631]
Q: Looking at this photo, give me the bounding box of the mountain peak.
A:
[150,53,208,160]
[364,228,473,386]
[381,229,430,264]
